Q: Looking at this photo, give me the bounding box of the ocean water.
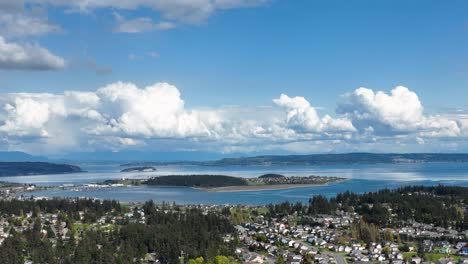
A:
[9,162,468,205]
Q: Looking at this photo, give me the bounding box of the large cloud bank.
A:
[0,82,466,154]
[274,94,355,133]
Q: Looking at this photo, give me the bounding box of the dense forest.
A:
[0,162,83,176]
[143,175,248,187]
[142,174,340,188]
[267,185,468,230]
[0,199,236,264]
[0,198,121,223]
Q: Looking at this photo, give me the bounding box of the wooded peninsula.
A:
[107,174,346,192]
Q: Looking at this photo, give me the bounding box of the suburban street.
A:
[323,251,347,264]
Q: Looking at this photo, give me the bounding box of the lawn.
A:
[402,252,417,259]
[73,223,92,235]
[424,253,461,263]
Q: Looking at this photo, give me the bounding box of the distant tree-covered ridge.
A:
[202,153,468,166]
[0,151,47,162]
[0,162,83,176]
[119,153,468,166]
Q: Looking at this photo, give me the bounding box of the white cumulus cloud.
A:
[0,97,51,137]
[92,82,220,138]
[273,94,355,133]
[0,36,66,70]
[337,86,461,138]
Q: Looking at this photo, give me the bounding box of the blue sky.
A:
[0,0,467,156]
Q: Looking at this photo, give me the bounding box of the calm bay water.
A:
[8,162,468,205]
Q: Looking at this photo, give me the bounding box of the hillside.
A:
[0,162,83,176]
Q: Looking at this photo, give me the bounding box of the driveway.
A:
[322,252,347,264]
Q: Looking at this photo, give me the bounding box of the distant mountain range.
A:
[0,151,47,162]
[0,162,83,177]
[200,153,468,166]
[120,153,468,166]
[2,151,468,167]
[57,151,231,162]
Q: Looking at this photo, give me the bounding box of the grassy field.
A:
[402,252,417,259]
[424,253,461,263]
[402,252,462,263]
[0,181,21,187]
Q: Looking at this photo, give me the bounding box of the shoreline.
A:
[12,178,350,197]
[194,179,348,192]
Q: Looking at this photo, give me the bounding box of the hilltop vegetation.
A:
[258,173,285,179]
[144,175,248,187]
[0,162,83,177]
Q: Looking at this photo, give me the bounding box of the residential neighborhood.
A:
[0,185,467,264]
[235,212,468,264]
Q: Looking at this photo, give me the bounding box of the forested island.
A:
[141,174,345,192]
[0,162,83,177]
[120,166,157,173]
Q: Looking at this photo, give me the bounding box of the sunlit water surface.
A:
[5,162,467,205]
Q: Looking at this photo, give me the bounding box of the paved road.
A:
[323,252,347,264]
